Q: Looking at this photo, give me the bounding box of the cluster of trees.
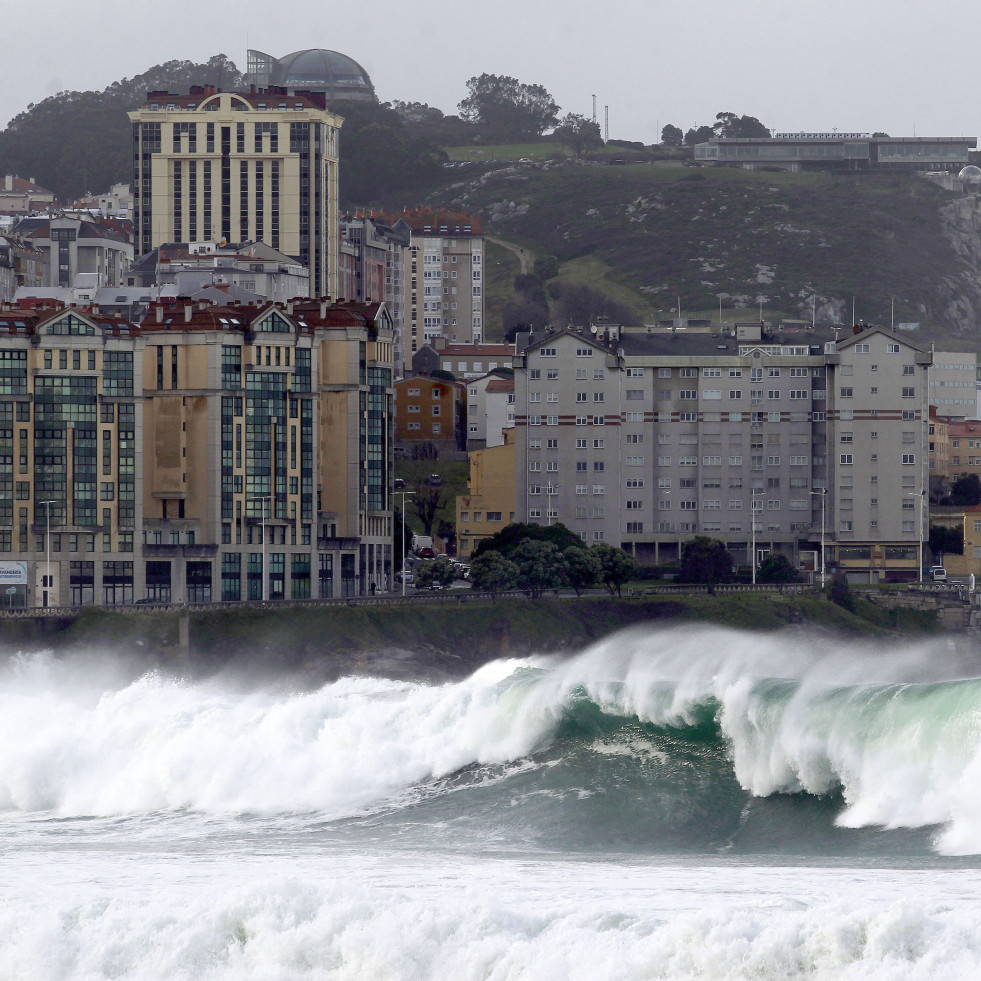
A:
[463,522,637,598]
[676,536,800,585]
[0,55,244,202]
[660,111,771,149]
[502,261,640,341]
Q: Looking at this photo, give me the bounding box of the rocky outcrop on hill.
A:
[938,193,981,335]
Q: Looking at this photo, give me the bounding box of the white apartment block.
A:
[376,210,484,372]
[513,324,931,583]
[466,373,514,449]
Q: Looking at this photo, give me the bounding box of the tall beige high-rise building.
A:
[129,86,342,299]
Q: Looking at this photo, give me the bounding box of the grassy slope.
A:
[424,156,964,340]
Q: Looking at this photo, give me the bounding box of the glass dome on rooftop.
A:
[269,49,376,102]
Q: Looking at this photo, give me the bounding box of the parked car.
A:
[929,566,947,583]
[393,477,406,490]
[416,546,436,559]
[426,473,442,486]
[399,570,414,584]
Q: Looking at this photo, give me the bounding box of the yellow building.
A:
[456,430,516,559]
[129,86,341,300]
[932,504,981,578]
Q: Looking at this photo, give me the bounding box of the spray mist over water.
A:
[3,628,981,854]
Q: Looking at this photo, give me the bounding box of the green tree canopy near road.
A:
[472,522,583,560]
[756,554,800,584]
[469,550,519,595]
[511,540,569,598]
[413,556,457,590]
[470,523,636,597]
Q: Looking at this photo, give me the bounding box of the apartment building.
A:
[375,209,484,370]
[929,407,950,487]
[413,340,514,379]
[0,175,56,215]
[140,297,394,601]
[513,323,931,583]
[129,86,341,300]
[0,235,45,302]
[0,296,394,607]
[0,304,144,607]
[945,419,981,484]
[394,376,465,448]
[338,213,410,373]
[466,373,514,449]
[929,351,977,418]
[149,240,309,303]
[456,430,516,559]
[14,214,132,290]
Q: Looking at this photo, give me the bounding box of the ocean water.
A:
[3,626,981,979]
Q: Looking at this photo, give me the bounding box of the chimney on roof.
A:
[184,303,192,323]
[434,336,447,351]
[3,176,11,192]
[320,299,327,318]
[155,304,164,323]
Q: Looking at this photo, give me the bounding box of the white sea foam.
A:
[2,854,981,981]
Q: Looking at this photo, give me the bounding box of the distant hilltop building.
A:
[694,135,977,172]
[245,49,377,105]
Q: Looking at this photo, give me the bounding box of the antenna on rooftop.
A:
[592,94,597,123]
[604,105,609,142]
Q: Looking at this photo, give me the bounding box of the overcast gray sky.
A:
[3,0,977,142]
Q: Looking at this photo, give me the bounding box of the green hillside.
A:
[420,155,981,345]
[3,54,979,347]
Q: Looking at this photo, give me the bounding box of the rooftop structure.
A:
[246,49,377,104]
[694,135,977,172]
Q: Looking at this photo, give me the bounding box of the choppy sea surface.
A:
[4,626,981,979]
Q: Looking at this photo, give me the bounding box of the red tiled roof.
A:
[371,208,482,236]
[437,344,512,356]
[0,176,55,195]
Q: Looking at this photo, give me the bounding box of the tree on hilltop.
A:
[684,124,714,147]
[661,124,684,147]
[554,113,603,157]
[458,73,559,141]
[713,111,770,139]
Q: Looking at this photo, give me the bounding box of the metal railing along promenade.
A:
[0,582,814,620]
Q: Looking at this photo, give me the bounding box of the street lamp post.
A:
[397,489,415,597]
[810,487,826,587]
[751,488,765,585]
[546,484,559,527]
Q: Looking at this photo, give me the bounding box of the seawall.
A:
[0,590,942,681]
